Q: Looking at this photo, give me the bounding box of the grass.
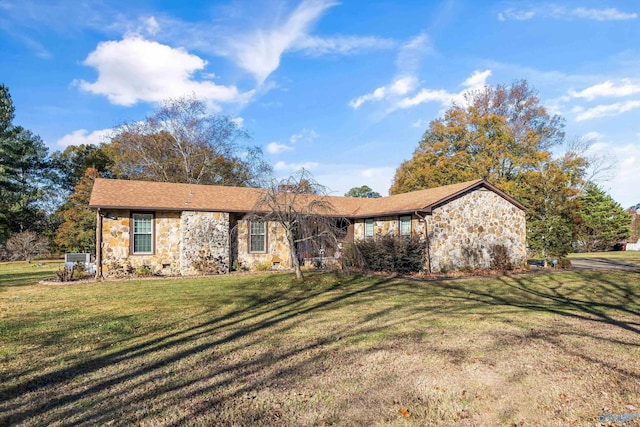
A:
[0,262,639,426]
[0,260,64,289]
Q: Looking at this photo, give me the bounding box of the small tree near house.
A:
[248,169,346,281]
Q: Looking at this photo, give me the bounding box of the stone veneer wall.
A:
[236,219,292,269]
[353,215,423,239]
[180,211,230,275]
[100,210,182,277]
[428,189,526,271]
[99,210,231,277]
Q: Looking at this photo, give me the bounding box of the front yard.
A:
[0,259,639,426]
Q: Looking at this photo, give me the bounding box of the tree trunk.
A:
[288,234,304,281]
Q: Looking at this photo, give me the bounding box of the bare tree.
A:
[6,231,50,263]
[248,170,346,281]
[110,94,271,187]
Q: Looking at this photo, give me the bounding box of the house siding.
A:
[353,215,424,241]
[236,219,292,269]
[428,188,526,271]
[353,215,423,239]
[180,211,230,275]
[94,182,526,276]
[100,210,182,277]
[100,210,231,277]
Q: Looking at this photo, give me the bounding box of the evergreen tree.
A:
[0,84,52,242]
[574,184,631,251]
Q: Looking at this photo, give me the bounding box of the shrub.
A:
[134,265,153,277]
[73,262,87,279]
[490,244,514,271]
[254,261,272,271]
[558,257,572,269]
[344,235,425,274]
[56,265,75,282]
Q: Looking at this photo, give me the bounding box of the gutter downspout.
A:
[96,208,103,280]
[415,211,432,274]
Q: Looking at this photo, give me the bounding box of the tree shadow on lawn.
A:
[0,274,401,426]
[1,270,639,425]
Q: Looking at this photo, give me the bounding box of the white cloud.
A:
[144,16,160,36]
[462,69,492,88]
[498,9,536,21]
[222,0,393,84]
[498,6,637,21]
[397,69,492,109]
[231,117,244,127]
[274,160,319,172]
[582,131,604,141]
[349,76,418,109]
[395,33,431,77]
[568,79,640,101]
[292,35,395,56]
[77,35,252,106]
[266,142,293,154]
[575,100,640,121]
[55,128,113,147]
[411,119,427,128]
[289,128,319,144]
[571,7,637,21]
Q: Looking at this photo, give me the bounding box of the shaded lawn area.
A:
[0,260,64,289]
[0,270,639,426]
[569,251,640,268]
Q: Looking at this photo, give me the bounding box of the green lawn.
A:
[0,265,639,426]
[0,260,64,289]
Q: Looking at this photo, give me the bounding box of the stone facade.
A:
[100,210,230,277]
[353,215,423,239]
[97,186,526,276]
[100,210,182,277]
[236,219,292,269]
[180,211,230,275]
[427,188,526,271]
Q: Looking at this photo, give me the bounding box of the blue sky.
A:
[1,0,639,207]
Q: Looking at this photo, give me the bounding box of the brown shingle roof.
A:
[89,178,525,216]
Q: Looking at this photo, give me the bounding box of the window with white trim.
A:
[132,213,153,254]
[249,221,266,253]
[399,215,412,236]
[364,219,374,239]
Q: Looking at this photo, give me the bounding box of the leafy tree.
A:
[345,185,381,198]
[51,144,113,192]
[521,151,586,257]
[110,95,271,187]
[391,80,564,197]
[573,184,631,252]
[0,84,53,242]
[390,80,589,257]
[6,231,50,262]
[55,168,100,254]
[249,169,345,281]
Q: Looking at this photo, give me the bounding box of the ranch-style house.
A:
[89,178,527,277]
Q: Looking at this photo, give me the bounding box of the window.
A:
[399,215,412,236]
[249,221,266,253]
[132,213,153,254]
[364,219,374,239]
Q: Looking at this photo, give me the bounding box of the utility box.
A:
[64,253,95,274]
